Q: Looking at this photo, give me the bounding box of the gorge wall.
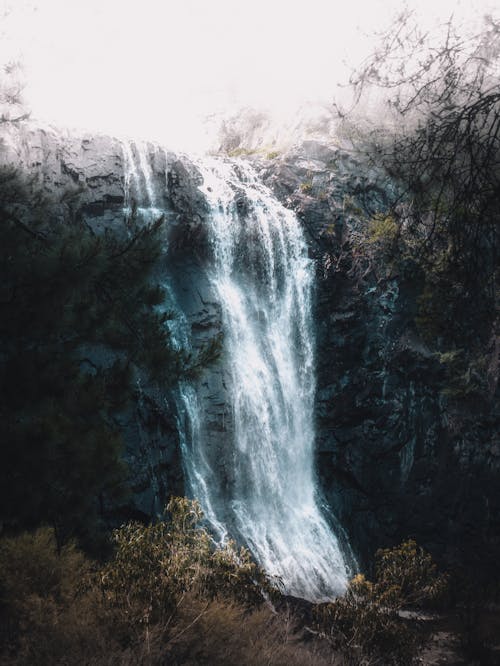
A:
[2,121,499,582]
[258,141,500,576]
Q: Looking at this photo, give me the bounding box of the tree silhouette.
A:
[0,168,189,546]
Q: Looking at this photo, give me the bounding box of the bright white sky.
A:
[0,0,496,149]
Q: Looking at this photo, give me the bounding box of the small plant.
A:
[300,181,313,194]
[227,147,257,158]
[434,349,491,400]
[266,150,280,160]
[366,213,399,246]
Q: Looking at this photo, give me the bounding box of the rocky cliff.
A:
[2,121,498,577]
[0,122,215,524]
[258,141,500,576]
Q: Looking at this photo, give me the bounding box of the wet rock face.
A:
[2,122,499,577]
[0,123,125,225]
[259,140,500,575]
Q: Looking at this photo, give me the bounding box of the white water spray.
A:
[184,158,350,600]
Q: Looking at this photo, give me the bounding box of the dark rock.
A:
[263,139,500,577]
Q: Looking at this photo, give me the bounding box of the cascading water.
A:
[122,141,351,600]
[186,158,351,600]
[121,139,162,217]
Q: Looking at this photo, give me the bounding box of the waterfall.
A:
[122,142,351,600]
[121,139,162,217]
[186,158,350,600]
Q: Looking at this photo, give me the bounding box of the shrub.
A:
[163,597,331,666]
[374,539,449,608]
[314,540,448,665]
[227,147,257,157]
[0,505,323,666]
[100,497,279,638]
[0,527,108,665]
[366,213,399,248]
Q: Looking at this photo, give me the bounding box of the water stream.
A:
[123,144,351,600]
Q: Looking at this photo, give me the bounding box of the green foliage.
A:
[314,540,448,665]
[347,191,494,400]
[339,13,500,399]
[343,194,361,214]
[414,249,488,346]
[266,150,280,160]
[227,147,257,158]
[414,252,494,400]
[100,497,279,631]
[300,181,313,194]
[315,581,418,665]
[0,527,456,666]
[434,349,491,400]
[365,213,399,248]
[374,539,449,608]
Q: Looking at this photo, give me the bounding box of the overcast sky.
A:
[0,0,496,148]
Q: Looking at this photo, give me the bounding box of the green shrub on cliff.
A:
[337,13,499,404]
[366,213,399,248]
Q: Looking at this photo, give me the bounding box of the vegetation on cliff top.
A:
[340,11,499,404]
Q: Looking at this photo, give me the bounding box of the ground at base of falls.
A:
[416,607,500,665]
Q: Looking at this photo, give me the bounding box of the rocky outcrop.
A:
[2,121,499,578]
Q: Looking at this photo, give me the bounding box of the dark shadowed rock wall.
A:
[259,141,500,575]
[0,122,208,523]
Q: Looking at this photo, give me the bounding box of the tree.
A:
[338,11,500,360]
[0,167,194,545]
[0,60,29,123]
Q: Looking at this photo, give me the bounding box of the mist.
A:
[0,0,496,150]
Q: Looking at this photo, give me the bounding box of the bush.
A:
[0,502,332,665]
[100,497,279,633]
[374,539,449,608]
[366,213,399,248]
[0,527,107,665]
[314,540,448,665]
